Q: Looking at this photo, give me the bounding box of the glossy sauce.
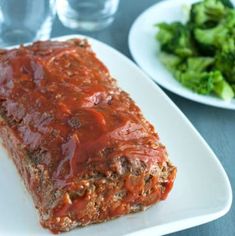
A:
[0,40,167,188]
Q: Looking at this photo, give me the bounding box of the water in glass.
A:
[0,0,56,46]
[56,0,120,31]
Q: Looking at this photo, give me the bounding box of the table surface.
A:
[51,0,235,235]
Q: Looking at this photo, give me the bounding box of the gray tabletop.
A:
[51,0,235,235]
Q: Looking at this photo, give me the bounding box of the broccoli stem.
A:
[213,80,234,100]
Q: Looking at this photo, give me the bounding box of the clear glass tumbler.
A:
[0,0,56,46]
[56,0,120,31]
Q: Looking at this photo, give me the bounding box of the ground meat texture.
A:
[0,39,177,233]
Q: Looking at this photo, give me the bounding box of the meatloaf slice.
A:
[0,39,176,233]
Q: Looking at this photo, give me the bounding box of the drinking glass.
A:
[56,0,120,31]
[0,0,56,46]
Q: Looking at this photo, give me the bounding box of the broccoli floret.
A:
[190,0,227,27]
[177,69,233,99]
[178,70,222,94]
[231,84,235,92]
[220,0,234,8]
[215,43,235,83]
[194,24,228,48]
[215,37,235,83]
[177,57,234,99]
[214,80,234,100]
[194,10,235,50]
[176,56,218,94]
[158,52,182,71]
[186,57,214,71]
[156,22,195,57]
[223,8,235,28]
[221,38,235,52]
[156,23,175,45]
[160,55,218,94]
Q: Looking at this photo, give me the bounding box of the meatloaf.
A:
[0,39,176,233]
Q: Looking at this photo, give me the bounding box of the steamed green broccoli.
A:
[176,57,233,98]
[186,57,214,71]
[194,10,235,49]
[220,0,234,8]
[159,54,214,74]
[178,69,234,99]
[213,80,235,100]
[155,0,235,100]
[158,52,234,99]
[194,24,228,48]
[190,0,227,27]
[156,22,196,57]
[158,52,182,71]
[178,70,221,95]
[231,84,235,92]
[215,42,235,83]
